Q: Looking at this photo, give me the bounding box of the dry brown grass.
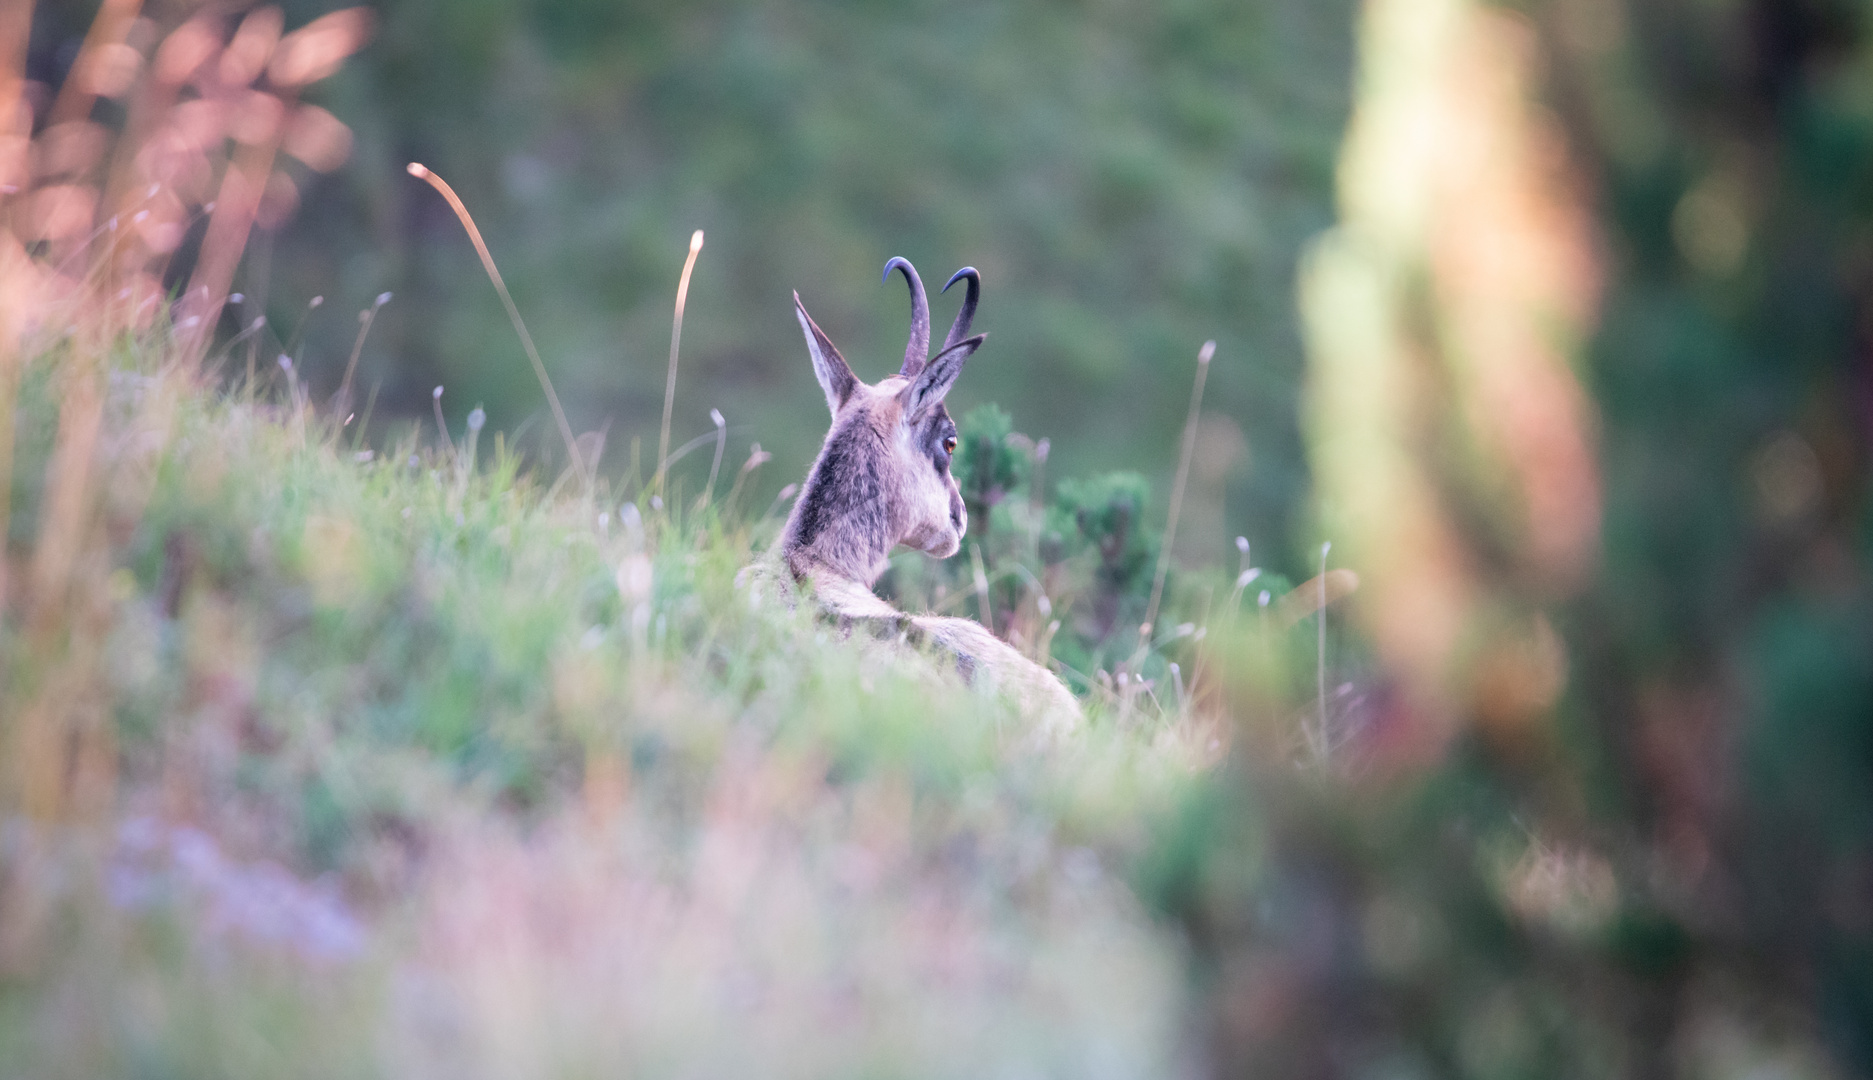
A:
[1,1,369,819]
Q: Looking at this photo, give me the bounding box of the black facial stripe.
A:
[923,405,956,471]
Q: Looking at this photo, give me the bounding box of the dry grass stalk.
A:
[698,406,726,510]
[970,541,992,627]
[333,291,390,419]
[47,0,142,127]
[1143,340,1213,639]
[407,161,588,489]
[178,9,373,371]
[0,3,368,820]
[657,229,705,493]
[722,442,772,514]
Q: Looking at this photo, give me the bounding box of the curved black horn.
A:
[884,256,931,378]
[941,267,980,352]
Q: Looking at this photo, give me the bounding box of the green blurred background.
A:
[34,0,1359,574]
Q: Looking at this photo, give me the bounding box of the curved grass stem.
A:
[657,230,706,496]
[1143,340,1213,639]
[407,162,586,489]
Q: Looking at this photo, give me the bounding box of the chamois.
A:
[769,258,1082,733]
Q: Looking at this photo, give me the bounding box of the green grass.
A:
[0,331,1222,1078]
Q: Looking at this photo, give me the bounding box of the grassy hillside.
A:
[0,329,1251,1076]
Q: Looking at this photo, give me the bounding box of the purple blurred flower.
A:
[110,816,366,963]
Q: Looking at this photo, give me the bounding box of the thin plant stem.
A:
[1228,539,1261,612]
[407,163,586,488]
[1317,540,1331,762]
[1038,618,1061,668]
[724,443,771,512]
[1143,340,1214,638]
[334,292,390,420]
[350,379,381,451]
[181,124,291,372]
[1030,436,1049,512]
[216,316,266,381]
[278,294,323,370]
[431,385,455,468]
[658,229,705,495]
[700,408,726,509]
[245,333,259,403]
[970,542,993,630]
[763,483,799,522]
[457,407,485,499]
[661,427,727,474]
[243,230,274,402]
[1029,437,1049,553]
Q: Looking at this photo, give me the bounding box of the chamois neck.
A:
[781,417,895,587]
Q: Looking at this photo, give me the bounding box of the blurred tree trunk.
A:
[1542,0,1873,1070]
[1180,0,1873,1075]
[1303,0,1601,774]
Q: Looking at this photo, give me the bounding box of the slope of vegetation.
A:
[0,329,1229,1077]
[2,16,1314,1068]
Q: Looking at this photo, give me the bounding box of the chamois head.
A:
[781,257,984,586]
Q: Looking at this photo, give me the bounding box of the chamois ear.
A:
[899,333,983,421]
[795,292,858,416]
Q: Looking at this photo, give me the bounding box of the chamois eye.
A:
[943,436,957,455]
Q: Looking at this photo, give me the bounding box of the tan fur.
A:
[742,557,1083,738]
[908,613,1082,737]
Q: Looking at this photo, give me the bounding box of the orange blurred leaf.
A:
[218,7,283,89]
[31,122,108,181]
[4,91,31,138]
[282,104,351,172]
[133,189,187,254]
[168,99,226,152]
[134,127,215,202]
[0,135,26,193]
[78,42,142,98]
[25,184,98,241]
[154,19,219,86]
[268,9,374,88]
[1274,568,1361,629]
[255,170,298,230]
[229,89,285,146]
